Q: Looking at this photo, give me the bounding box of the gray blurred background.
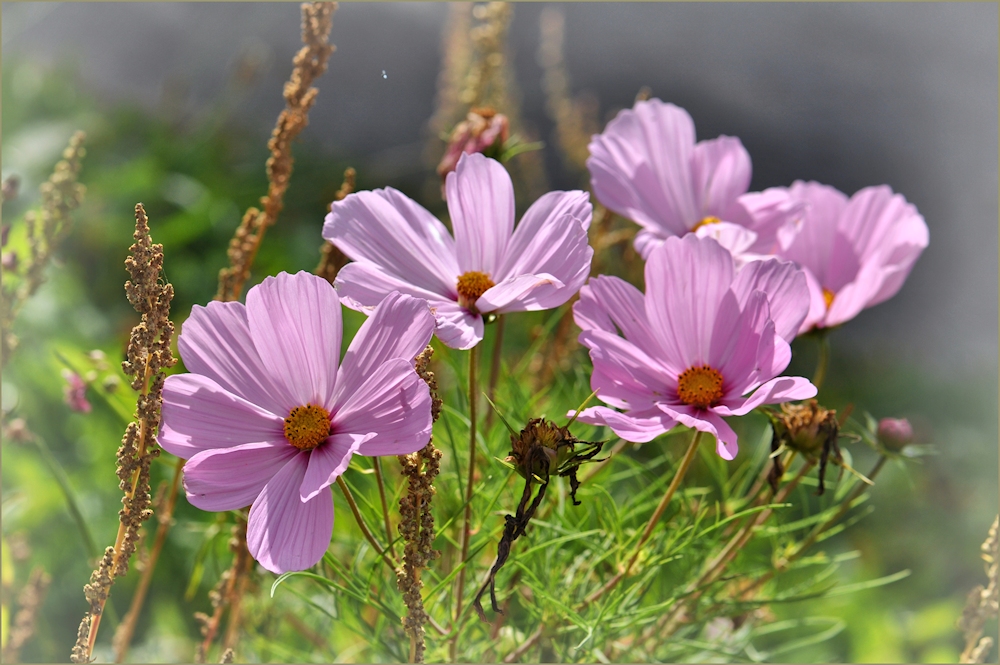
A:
[4,1,997,377]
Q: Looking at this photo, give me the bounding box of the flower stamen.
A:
[284,404,331,451]
[456,271,495,312]
[691,216,722,232]
[822,287,836,311]
[677,365,725,409]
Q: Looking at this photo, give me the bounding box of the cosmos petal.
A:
[246,272,341,410]
[247,453,333,574]
[184,442,299,512]
[159,374,286,458]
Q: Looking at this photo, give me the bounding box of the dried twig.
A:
[70,203,175,662]
[217,2,337,301]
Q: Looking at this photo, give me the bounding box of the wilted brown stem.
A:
[217,2,337,301]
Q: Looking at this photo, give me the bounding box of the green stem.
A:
[582,430,704,608]
[745,454,888,596]
[452,346,478,660]
[372,457,396,562]
[812,332,831,391]
[31,435,97,559]
[484,315,505,430]
[335,476,396,570]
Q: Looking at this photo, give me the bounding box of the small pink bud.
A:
[877,417,913,450]
[2,252,18,272]
[437,107,510,182]
[62,369,92,413]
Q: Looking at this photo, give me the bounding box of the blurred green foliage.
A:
[1,54,996,664]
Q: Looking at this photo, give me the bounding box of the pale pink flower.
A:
[587,98,803,261]
[437,107,510,182]
[158,272,435,574]
[777,181,929,332]
[324,152,593,349]
[572,234,816,459]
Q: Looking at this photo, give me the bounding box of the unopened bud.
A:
[437,107,510,182]
[877,417,913,451]
[62,369,92,414]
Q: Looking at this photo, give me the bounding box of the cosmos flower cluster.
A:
[159,98,927,573]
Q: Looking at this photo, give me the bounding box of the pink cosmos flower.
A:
[587,98,803,261]
[324,152,593,349]
[572,234,817,459]
[158,272,435,574]
[776,181,929,333]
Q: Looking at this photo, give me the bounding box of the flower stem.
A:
[452,346,479,660]
[484,315,505,430]
[581,430,703,608]
[812,332,831,391]
[372,457,397,562]
[654,458,815,642]
[336,476,397,570]
[743,454,888,597]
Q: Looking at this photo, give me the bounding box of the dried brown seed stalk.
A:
[959,516,999,664]
[1,131,86,367]
[2,566,51,663]
[70,203,175,663]
[315,166,355,283]
[538,7,599,175]
[395,346,443,663]
[217,2,337,302]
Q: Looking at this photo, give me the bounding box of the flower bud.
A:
[61,369,92,413]
[877,417,913,451]
[437,107,510,182]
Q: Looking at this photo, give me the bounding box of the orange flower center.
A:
[677,365,725,409]
[691,216,722,232]
[456,271,495,312]
[822,288,836,311]
[283,404,331,451]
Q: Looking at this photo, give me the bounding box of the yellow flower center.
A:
[676,365,725,409]
[283,404,331,451]
[456,271,495,312]
[691,216,722,232]
[822,288,836,311]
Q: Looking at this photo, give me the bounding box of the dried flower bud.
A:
[877,417,914,451]
[767,400,840,495]
[62,368,92,413]
[437,107,509,181]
